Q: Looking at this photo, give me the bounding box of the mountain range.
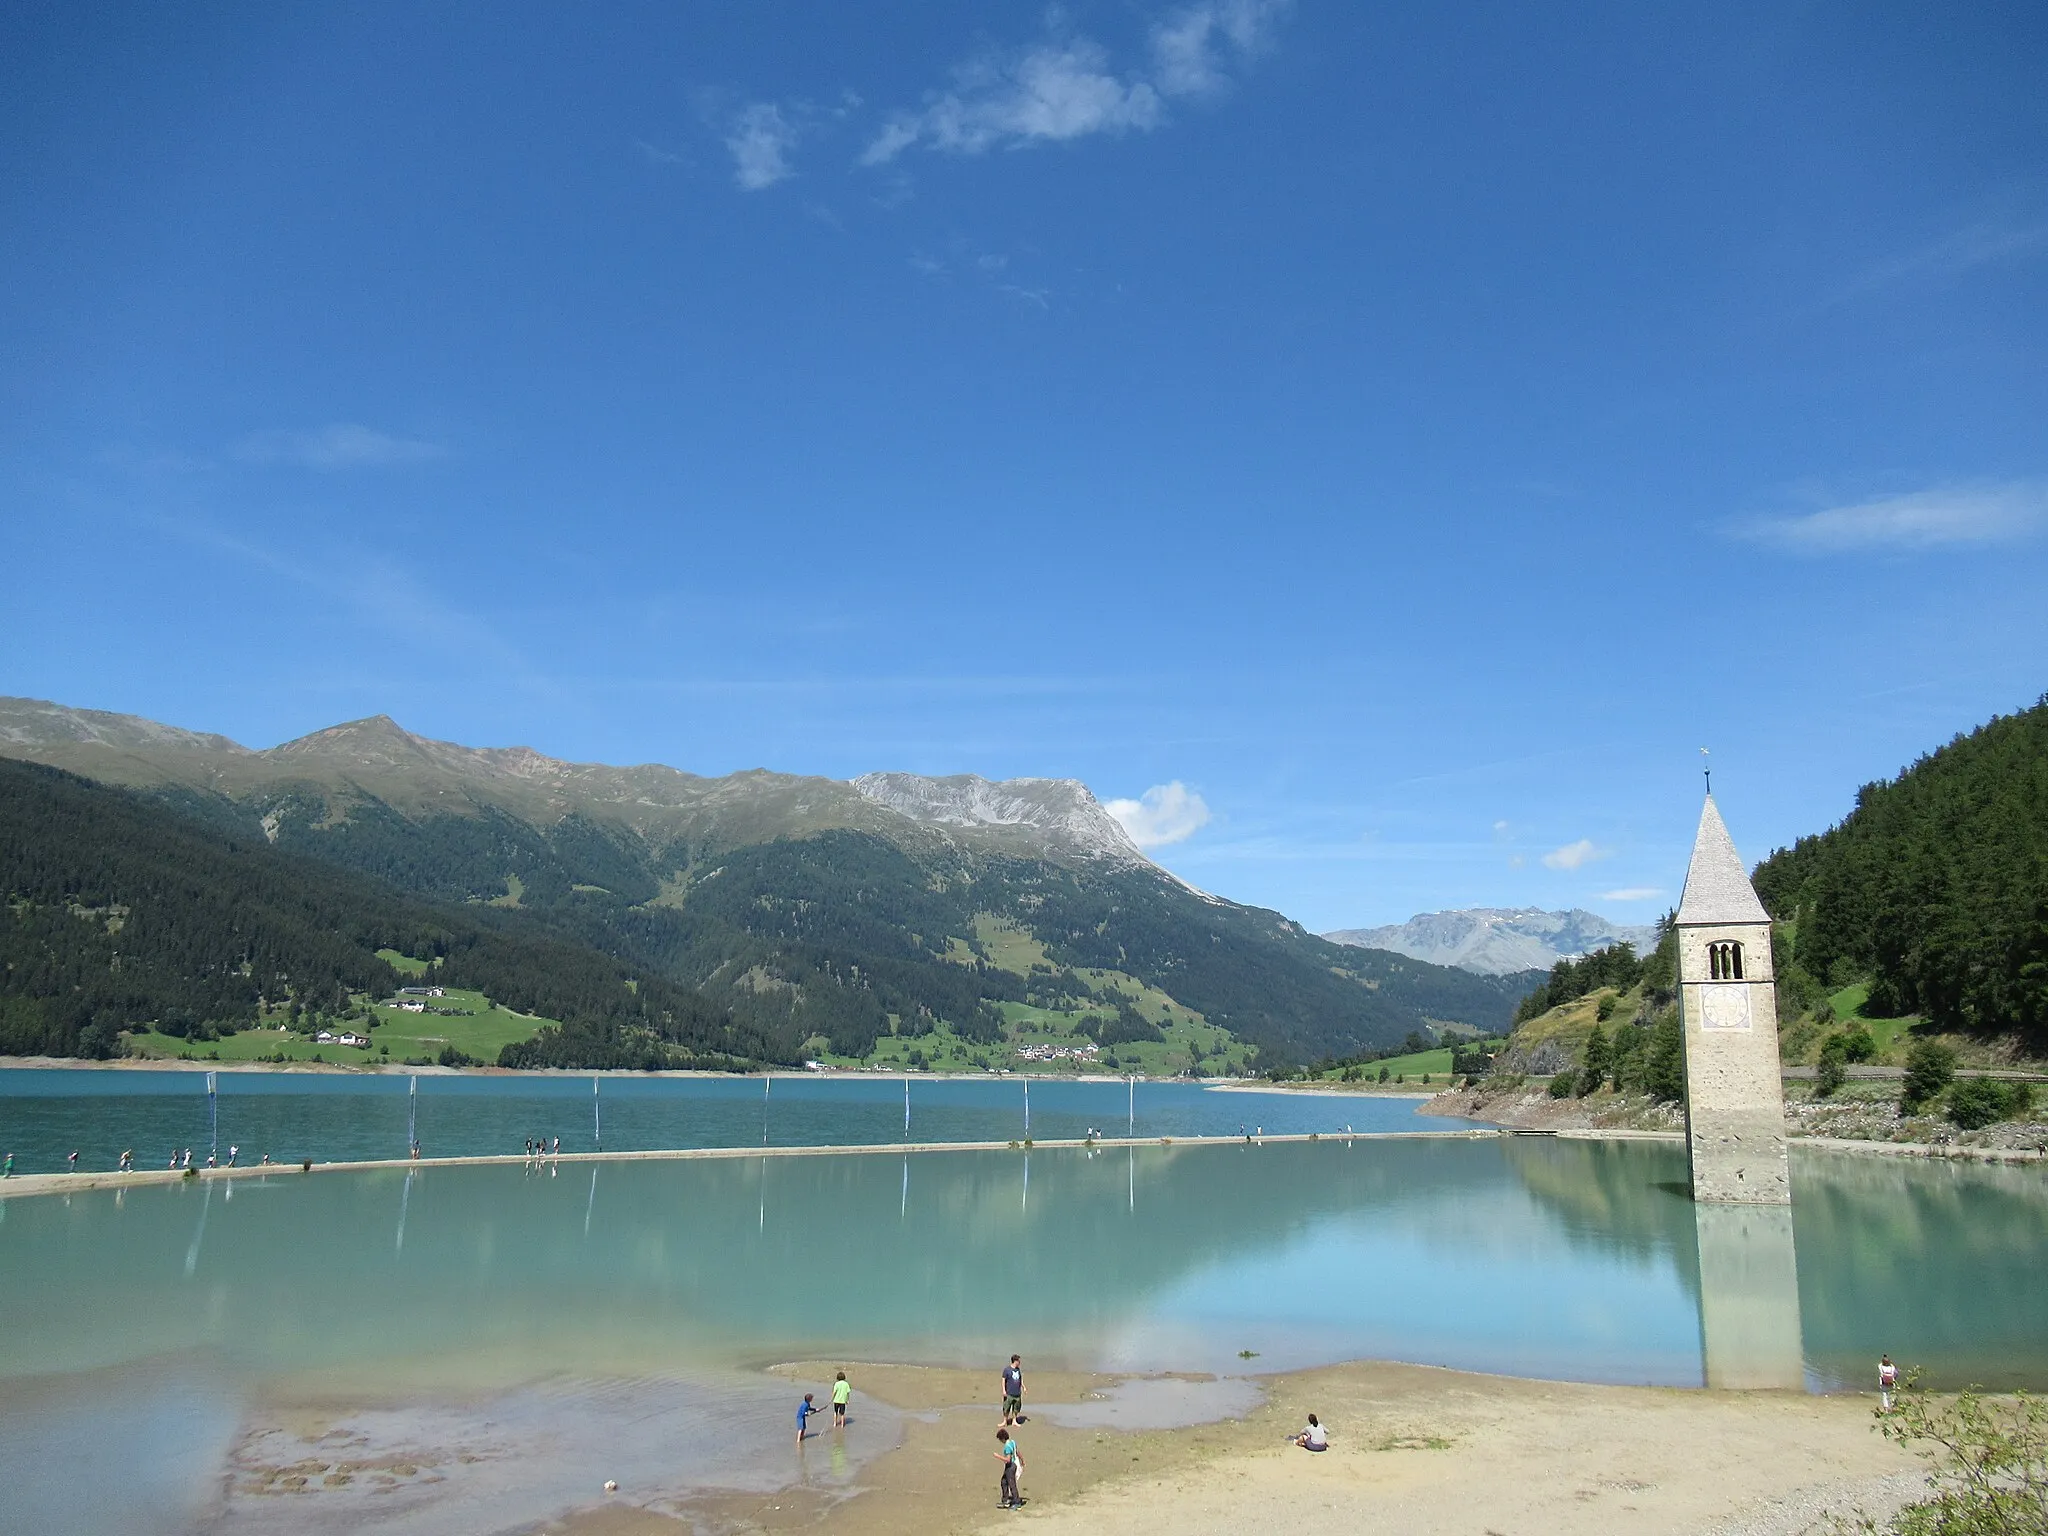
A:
[0,697,1534,1067]
[1325,907,1659,977]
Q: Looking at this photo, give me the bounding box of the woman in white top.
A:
[1294,1414,1327,1451]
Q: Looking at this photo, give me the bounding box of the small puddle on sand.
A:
[1032,1375,1265,1431]
[213,1371,902,1536]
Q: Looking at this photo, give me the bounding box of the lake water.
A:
[0,1076,2043,1535]
[0,1069,1449,1171]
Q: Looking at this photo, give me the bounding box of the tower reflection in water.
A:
[1693,1202,1804,1389]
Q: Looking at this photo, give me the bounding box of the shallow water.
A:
[0,1136,2041,1534]
[0,1069,1447,1172]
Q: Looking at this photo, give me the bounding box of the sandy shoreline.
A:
[547,1358,1926,1536]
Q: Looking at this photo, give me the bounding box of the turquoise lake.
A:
[0,1071,2043,1535]
[0,1068,1451,1170]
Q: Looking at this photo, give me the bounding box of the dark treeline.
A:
[1752,696,2048,1050]
[0,760,784,1066]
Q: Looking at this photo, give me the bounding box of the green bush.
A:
[1838,1024,1877,1063]
[1902,1041,1958,1113]
[1871,1376,2047,1536]
[1815,1053,1847,1098]
[1946,1077,2035,1131]
[1548,1072,1575,1099]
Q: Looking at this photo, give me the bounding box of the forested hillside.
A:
[0,698,1531,1067]
[1753,696,2048,1050]
[0,760,774,1066]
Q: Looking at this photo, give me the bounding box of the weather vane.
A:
[1700,746,1711,794]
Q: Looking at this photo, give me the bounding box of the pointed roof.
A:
[1675,794,1771,927]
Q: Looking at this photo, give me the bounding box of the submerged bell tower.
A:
[1674,793,1790,1205]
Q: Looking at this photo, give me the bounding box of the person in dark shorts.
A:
[832,1371,851,1428]
[1002,1355,1025,1425]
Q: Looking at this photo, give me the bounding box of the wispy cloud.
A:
[725,102,801,190]
[1542,839,1609,871]
[1105,781,1212,848]
[1735,481,2048,554]
[863,2,1286,165]
[1600,887,1663,902]
[1841,216,2048,300]
[234,425,444,470]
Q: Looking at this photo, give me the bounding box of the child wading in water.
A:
[832,1371,851,1429]
[994,1426,1023,1508]
[795,1393,819,1446]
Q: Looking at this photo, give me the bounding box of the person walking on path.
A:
[2,1152,12,1179]
[795,1393,819,1446]
[832,1371,851,1429]
[67,1151,78,1173]
[119,1149,132,1172]
[1879,1355,1899,1413]
[1002,1355,1026,1426]
[994,1427,1023,1508]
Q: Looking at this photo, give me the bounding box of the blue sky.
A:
[3,1,2044,932]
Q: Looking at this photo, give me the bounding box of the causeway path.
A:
[2,1124,2036,1201]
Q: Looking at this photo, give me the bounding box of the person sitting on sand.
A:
[1293,1414,1328,1451]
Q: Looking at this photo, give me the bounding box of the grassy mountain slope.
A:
[1753,696,2048,1051]
[0,699,1528,1067]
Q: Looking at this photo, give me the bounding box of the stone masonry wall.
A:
[1679,920,1791,1204]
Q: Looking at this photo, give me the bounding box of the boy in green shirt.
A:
[832,1370,851,1429]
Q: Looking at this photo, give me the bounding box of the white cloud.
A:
[863,3,1286,166]
[1736,482,2048,553]
[725,102,800,190]
[1151,0,1287,96]
[1542,839,1609,871]
[234,425,444,470]
[1105,781,1212,849]
[1600,887,1663,902]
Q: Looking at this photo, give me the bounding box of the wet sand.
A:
[555,1360,1924,1536]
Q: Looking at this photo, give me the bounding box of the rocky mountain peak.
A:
[851,772,1149,864]
[1325,906,1659,977]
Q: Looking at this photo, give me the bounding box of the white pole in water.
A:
[1127,1075,1134,1138]
[1023,1078,1030,1139]
[763,1075,771,1146]
[593,1075,601,1150]
[206,1071,218,1165]
[904,1075,911,1138]
[407,1074,418,1156]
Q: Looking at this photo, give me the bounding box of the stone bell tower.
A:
[1675,794,1790,1205]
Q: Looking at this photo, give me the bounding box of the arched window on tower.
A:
[1708,940,1745,981]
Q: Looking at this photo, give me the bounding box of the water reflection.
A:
[0,1140,2040,1395]
[1694,1204,1804,1389]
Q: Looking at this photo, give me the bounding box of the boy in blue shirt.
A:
[795,1393,819,1445]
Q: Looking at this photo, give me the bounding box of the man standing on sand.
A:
[1002,1355,1026,1426]
[1879,1355,1899,1413]
[832,1371,851,1429]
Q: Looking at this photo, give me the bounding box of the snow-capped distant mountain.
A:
[1324,907,1659,977]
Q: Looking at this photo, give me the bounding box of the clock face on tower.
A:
[1699,983,1752,1033]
